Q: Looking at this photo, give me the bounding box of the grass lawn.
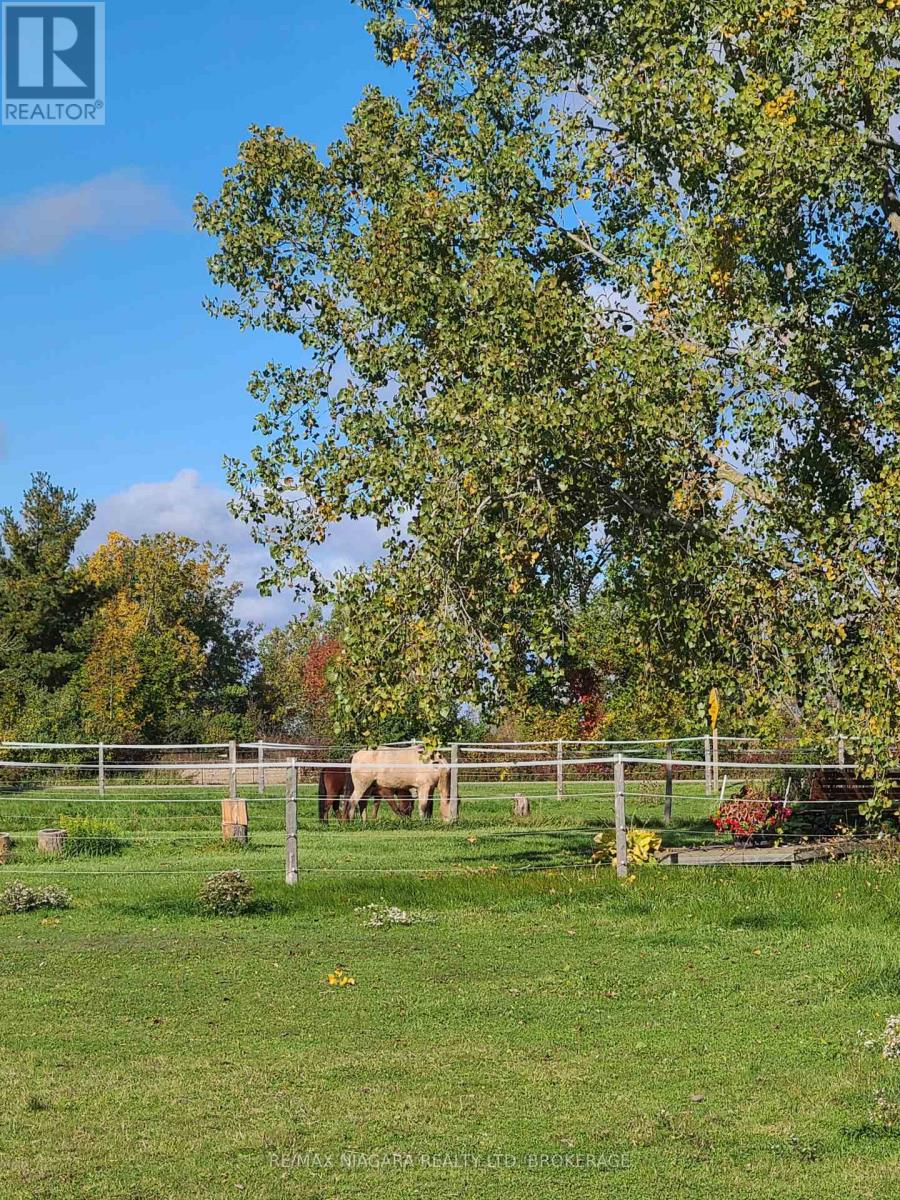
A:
[2,784,900,1198]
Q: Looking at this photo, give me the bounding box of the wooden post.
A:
[222,739,248,842]
[613,755,628,879]
[285,758,298,885]
[98,741,105,798]
[712,727,719,794]
[704,734,713,795]
[663,752,674,827]
[258,742,266,797]
[449,743,459,818]
[0,833,11,864]
[838,735,846,766]
[556,738,564,803]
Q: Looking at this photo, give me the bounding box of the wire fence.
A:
[0,734,892,884]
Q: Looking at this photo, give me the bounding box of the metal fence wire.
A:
[0,735,881,881]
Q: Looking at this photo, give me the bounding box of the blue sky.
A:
[0,1,403,622]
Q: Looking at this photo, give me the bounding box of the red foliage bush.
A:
[712,786,793,842]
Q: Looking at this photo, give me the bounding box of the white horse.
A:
[346,745,455,823]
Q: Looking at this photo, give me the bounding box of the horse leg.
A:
[340,770,357,821]
[438,765,454,823]
[344,788,365,821]
[418,781,435,820]
[345,770,371,822]
[360,781,380,824]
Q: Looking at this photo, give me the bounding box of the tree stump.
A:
[0,833,11,863]
[221,793,249,844]
[37,828,67,854]
[512,793,530,818]
[222,822,249,846]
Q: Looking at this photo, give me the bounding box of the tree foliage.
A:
[195,2,900,760]
[82,531,257,742]
[253,605,341,739]
[0,474,95,694]
[0,477,259,745]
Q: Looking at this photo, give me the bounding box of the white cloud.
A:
[77,469,387,628]
[0,169,181,259]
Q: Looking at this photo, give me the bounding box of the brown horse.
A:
[317,766,413,823]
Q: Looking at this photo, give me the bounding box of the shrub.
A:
[59,816,126,857]
[198,869,253,916]
[712,785,792,844]
[38,884,73,910]
[592,828,661,867]
[0,881,38,913]
[0,881,72,914]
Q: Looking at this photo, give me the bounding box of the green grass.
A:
[2,784,899,1198]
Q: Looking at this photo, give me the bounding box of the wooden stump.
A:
[512,793,530,818]
[221,792,249,844]
[222,822,248,845]
[0,833,11,863]
[37,828,67,855]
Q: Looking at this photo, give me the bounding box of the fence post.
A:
[98,741,105,798]
[258,741,266,796]
[229,739,237,803]
[712,727,719,794]
[450,743,459,816]
[285,757,298,885]
[556,738,564,803]
[663,750,673,827]
[614,754,628,879]
[837,735,846,766]
[704,734,712,795]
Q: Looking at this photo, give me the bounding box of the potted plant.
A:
[712,784,793,848]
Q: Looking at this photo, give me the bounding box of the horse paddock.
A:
[2,741,899,1198]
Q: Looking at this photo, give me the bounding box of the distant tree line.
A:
[0,475,259,745]
[1,476,725,749]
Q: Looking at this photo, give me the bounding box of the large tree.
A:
[196,2,900,761]
[0,474,96,697]
[81,532,256,743]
